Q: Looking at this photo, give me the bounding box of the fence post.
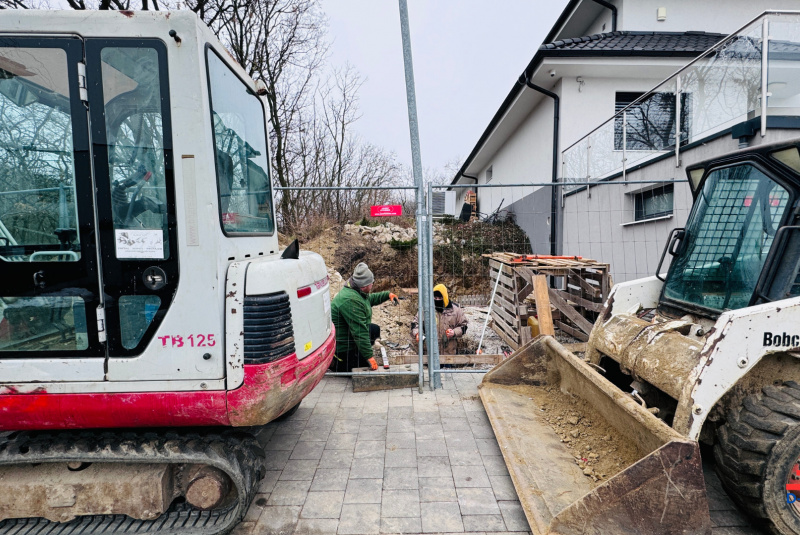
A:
[427,182,441,389]
[675,75,682,168]
[398,0,427,392]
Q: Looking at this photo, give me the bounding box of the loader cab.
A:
[658,143,800,319]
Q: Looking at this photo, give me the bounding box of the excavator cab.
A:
[481,143,800,535]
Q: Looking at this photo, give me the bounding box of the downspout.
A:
[521,74,560,256]
[588,0,617,32]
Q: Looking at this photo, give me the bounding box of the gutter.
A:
[588,0,617,32]
[521,74,560,256]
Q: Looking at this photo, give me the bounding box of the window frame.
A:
[614,91,691,152]
[633,184,674,222]
[204,45,275,238]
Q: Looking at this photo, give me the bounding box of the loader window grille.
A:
[243,292,295,363]
[664,163,789,311]
[207,50,274,236]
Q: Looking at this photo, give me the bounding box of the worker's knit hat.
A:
[352,262,375,287]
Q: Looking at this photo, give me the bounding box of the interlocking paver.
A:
[417,456,452,478]
[326,433,358,451]
[338,503,381,534]
[481,454,509,476]
[420,501,464,533]
[344,478,383,504]
[294,518,339,534]
[291,440,326,460]
[385,448,417,468]
[354,440,385,459]
[349,457,385,479]
[497,501,530,531]
[488,475,517,501]
[457,487,501,515]
[463,514,507,532]
[268,480,312,505]
[319,449,355,469]
[381,489,420,518]
[310,468,351,491]
[279,459,319,481]
[254,505,301,535]
[380,516,422,534]
[301,491,345,519]
[386,432,416,450]
[383,466,418,489]
[452,465,491,488]
[419,477,457,502]
[265,433,301,451]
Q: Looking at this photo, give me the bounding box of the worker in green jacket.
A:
[330,262,399,372]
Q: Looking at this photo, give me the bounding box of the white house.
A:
[451,0,800,282]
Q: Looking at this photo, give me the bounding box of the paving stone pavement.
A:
[232,372,762,535]
[233,372,532,535]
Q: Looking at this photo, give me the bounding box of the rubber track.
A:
[0,429,265,535]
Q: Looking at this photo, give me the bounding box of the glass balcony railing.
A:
[561,11,800,191]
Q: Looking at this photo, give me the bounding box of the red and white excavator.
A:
[0,10,334,534]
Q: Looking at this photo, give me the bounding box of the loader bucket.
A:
[479,336,711,535]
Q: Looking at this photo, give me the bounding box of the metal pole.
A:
[675,75,682,167]
[427,182,441,389]
[398,0,427,393]
[622,111,627,185]
[761,18,770,137]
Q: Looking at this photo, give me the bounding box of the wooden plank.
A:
[392,354,503,365]
[493,324,520,350]
[547,288,595,335]
[556,320,590,342]
[552,289,603,313]
[532,275,555,336]
[491,302,520,329]
[568,270,601,298]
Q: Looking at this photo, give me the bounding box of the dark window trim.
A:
[0,36,105,359]
[85,37,179,357]
[204,44,275,238]
[633,184,674,222]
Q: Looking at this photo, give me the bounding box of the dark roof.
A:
[541,31,726,55]
[452,31,727,185]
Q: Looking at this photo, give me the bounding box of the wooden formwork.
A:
[485,253,611,347]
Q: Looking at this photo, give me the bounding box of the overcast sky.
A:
[321,0,570,175]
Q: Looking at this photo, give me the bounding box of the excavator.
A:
[481,139,800,534]
[0,10,334,534]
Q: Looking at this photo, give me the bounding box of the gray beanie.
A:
[352,262,374,287]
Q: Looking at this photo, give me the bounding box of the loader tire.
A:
[714,382,800,535]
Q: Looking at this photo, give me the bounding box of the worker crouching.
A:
[411,284,468,355]
[330,262,399,372]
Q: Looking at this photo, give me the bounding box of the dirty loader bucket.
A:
[479,336,711,535]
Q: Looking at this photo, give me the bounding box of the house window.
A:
[614,92,690,151]
[486,166,493,183]
[634,185,674,221]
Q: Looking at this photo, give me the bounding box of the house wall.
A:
[618,0,800,34]
[560,128,800,283]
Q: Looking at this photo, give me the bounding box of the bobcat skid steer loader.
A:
[481,142,800,535]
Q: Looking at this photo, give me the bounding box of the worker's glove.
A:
[414,332,419,342]
[367,357,378,371]
[389,293,399,305]
[445,328,456,339]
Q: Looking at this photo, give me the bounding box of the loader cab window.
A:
[0,47,81,263]
[206,50,274,235]
[101,47,169,260]
[663,164,790,312]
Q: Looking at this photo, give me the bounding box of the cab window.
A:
[206,50,274,235]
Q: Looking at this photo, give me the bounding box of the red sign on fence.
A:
[370,205,403,217]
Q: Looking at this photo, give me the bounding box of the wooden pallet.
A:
[485,253,611,346]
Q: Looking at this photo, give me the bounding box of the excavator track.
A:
[0,429,265,535]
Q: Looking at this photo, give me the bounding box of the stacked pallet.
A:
[484,253,611,348]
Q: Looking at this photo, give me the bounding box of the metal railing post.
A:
[675,75,682,167]
[398,0,427,392]
[761,17,770,137]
